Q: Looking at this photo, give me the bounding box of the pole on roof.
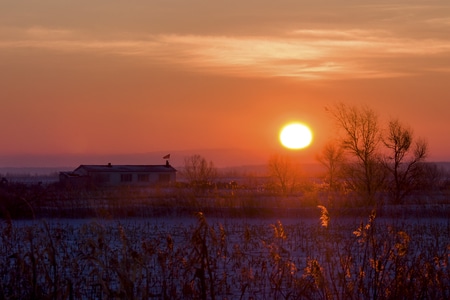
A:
[163,154,171,167]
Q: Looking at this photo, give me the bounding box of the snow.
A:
[1,215,449,299]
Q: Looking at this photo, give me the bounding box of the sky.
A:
[1,0,450,167]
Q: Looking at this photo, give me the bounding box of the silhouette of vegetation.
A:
[382,119,428,204]
[323,103,433,207]
[268,153,301,195]
[326,103,385,205]
[316,141,345,193]
[0,212,448,299]
[0,182,44,219]
[183,154,218,191]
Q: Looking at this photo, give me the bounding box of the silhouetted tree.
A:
[268,154,300,195]
[316,141,346,192]
[327,103,385,205]
[183,155,218,189]
[382,119,428,204]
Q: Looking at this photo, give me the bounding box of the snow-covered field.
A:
[1,214,449,299]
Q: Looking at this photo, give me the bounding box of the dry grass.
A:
[0,211,448,299]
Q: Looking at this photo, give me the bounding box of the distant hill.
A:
[0,149,267,174]
[0,167,72,176]
[1,151,448,176]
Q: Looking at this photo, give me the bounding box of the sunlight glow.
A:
[279,123,313,149]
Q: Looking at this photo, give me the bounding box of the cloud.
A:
[1,26,450,80]
[156,31,450,79]
[25,26,74,39]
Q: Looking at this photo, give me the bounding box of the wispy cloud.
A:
[25,26,74,39]
[1,26,450,80]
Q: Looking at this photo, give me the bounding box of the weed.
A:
[0,213,448,299]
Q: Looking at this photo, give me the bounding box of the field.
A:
[0,174,449,299]
[1,211,448,299]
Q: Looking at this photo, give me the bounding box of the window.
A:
[138,174,149,182]
[120,174,132,182]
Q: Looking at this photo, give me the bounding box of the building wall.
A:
[90,171,176,186]
[67,166,176,187]
[59,173,89,188]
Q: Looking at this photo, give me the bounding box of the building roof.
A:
[74,164,177,173]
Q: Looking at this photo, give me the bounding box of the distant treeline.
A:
[0,174,448,219]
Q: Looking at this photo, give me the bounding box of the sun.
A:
[279,123,313,149]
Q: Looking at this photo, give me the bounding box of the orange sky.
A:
[1,1,449,167]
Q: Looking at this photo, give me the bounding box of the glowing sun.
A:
[279,123,313,149]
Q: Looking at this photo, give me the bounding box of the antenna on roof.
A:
[163,154,171,167]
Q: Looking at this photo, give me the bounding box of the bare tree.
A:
[327,103,384,205]
[316,141,346,192]
[382,119,428,204]
[183,155,218,189]
[268,154,300,195]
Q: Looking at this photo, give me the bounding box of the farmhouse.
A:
[59,161,177,187]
